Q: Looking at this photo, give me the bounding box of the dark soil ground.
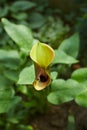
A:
[29,101,87,130]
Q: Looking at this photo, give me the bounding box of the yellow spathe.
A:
[30,42,54,68]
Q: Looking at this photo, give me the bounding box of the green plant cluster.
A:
[1,18,87,111]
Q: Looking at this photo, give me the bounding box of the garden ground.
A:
[29,102,87,130]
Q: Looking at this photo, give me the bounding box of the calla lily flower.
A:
[30,42,55,90]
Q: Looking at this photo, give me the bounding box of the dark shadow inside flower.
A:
[40,74,48,82]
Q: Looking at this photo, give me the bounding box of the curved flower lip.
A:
[33,63,51,90]
[30,42,55,68]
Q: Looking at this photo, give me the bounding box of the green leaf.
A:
[29,12,45,29]
[0,96,21,113]
[47,79,85,105]
[12,12,28,20]
[0,6,8,18]
[0,76,14,100]
[0,74,21,113]
[58,33,79,58]
[53,50,78,64]
[0,88,14,99]
[11,1,36,12]
[47,92,73,105]
[0,75,11,89]
[4,69,19,82]
[0,100,13,113]
[17,65,35,84]
[71,68,87,107]
[50,79,65,91]
[0,49,20,69]
[8,96,22,110]
[17,85,28,94]
[51,71,58,80]
[75,91,87,107]
[71,68,87,83]
[0,50,20,60]
[1,18,33,54]
[0,75,21,113]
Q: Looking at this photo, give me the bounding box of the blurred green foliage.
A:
[0,0,87,130]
